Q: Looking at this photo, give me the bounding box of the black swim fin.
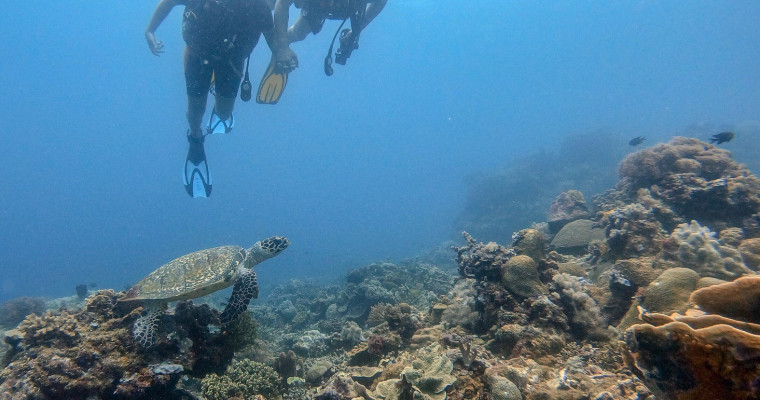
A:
[183,133,212,198]
[256,56,288,105]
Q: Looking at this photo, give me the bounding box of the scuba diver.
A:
[256,0,387,104]
[145,0,274,198]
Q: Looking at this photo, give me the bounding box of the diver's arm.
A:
[145,0,184,56]
[272,0,298,71]
[359,0,387,32]
[273,0,294,50]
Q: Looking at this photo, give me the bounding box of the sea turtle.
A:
[121,236,289,347]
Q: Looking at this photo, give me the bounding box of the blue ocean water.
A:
[0,1,758,303]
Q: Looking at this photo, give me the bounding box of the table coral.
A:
[625,275,760,399]
[689,275,760,324]
[624,313,760,400]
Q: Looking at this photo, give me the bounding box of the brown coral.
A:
[547,190,590,232]
[618,137,760,228]
[624,275,760,399]
[624,311,760,400]
[0,290,245,399]
[689,275,760,324]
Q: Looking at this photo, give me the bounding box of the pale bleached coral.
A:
[664,220,751,279]
[552,273,613,340]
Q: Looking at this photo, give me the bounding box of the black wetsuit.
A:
[182,0,273,97]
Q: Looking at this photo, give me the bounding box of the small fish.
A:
[628,136,646,146]
[709,131,735,144]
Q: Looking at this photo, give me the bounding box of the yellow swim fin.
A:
[256,56,288,104]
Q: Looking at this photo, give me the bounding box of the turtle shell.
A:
[122,245,245,302]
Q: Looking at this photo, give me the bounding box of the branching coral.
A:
[453,232,514,282]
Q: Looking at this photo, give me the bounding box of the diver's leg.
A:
[184,47,212,139]
[209,56,244,130]
[187,95,207,138]
[214,96,235,121]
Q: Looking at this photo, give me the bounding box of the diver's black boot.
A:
[183,132,212,198]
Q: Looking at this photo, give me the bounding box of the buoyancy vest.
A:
[302,0,365,21]
[182,0,273,57]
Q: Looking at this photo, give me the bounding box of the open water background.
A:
[0,1,759,302]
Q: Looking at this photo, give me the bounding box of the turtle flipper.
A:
[133,307,162,347]
[219,269,259,325]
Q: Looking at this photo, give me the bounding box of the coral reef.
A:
[547,190,590,232]
[623,274,760,400]
[375,343,456,400]
[313,372,373,399]
[0,290,249,400]
[662,220,751,279]
[739,237,760,271]
[551,273,613,340]
[549,219,606,254]
[200,359,281,400]
[624,311,760,400]
[509,228,546,263]
[688,275,760,324]
[617,136,760,229]
[597,203,666,259]
[500,255,547,299]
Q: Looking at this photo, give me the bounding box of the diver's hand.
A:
[274,47,298,73]
[145,31,164,56]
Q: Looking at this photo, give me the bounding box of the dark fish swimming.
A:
[628,136,646,146]
[709,131,735,144]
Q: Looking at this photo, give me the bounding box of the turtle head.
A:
[244,236,290,268]
[261,236,290,253]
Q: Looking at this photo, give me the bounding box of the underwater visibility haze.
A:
[1,1,759,303]
[4,2,760,400]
